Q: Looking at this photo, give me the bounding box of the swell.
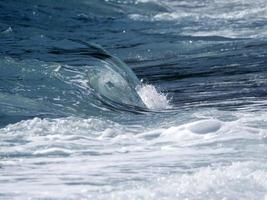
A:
[0,40,171,126]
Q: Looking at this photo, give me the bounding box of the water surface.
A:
[1,0,267,199]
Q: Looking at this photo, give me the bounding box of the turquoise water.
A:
[1,0,267,199]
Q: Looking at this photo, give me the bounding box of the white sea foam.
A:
[137,84,171,110]
[92,162,267,200]
[1,109,267,199]
[128,0,267,38]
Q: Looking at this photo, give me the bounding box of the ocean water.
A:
[0,0,267,199]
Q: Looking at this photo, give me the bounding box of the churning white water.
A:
[137,84,171,110]
[1,107,267,199]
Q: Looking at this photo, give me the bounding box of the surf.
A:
[0,40,170,126]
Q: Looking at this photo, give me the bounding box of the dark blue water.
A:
[1,0,267,199]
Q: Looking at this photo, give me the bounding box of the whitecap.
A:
[137,84,171,110]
